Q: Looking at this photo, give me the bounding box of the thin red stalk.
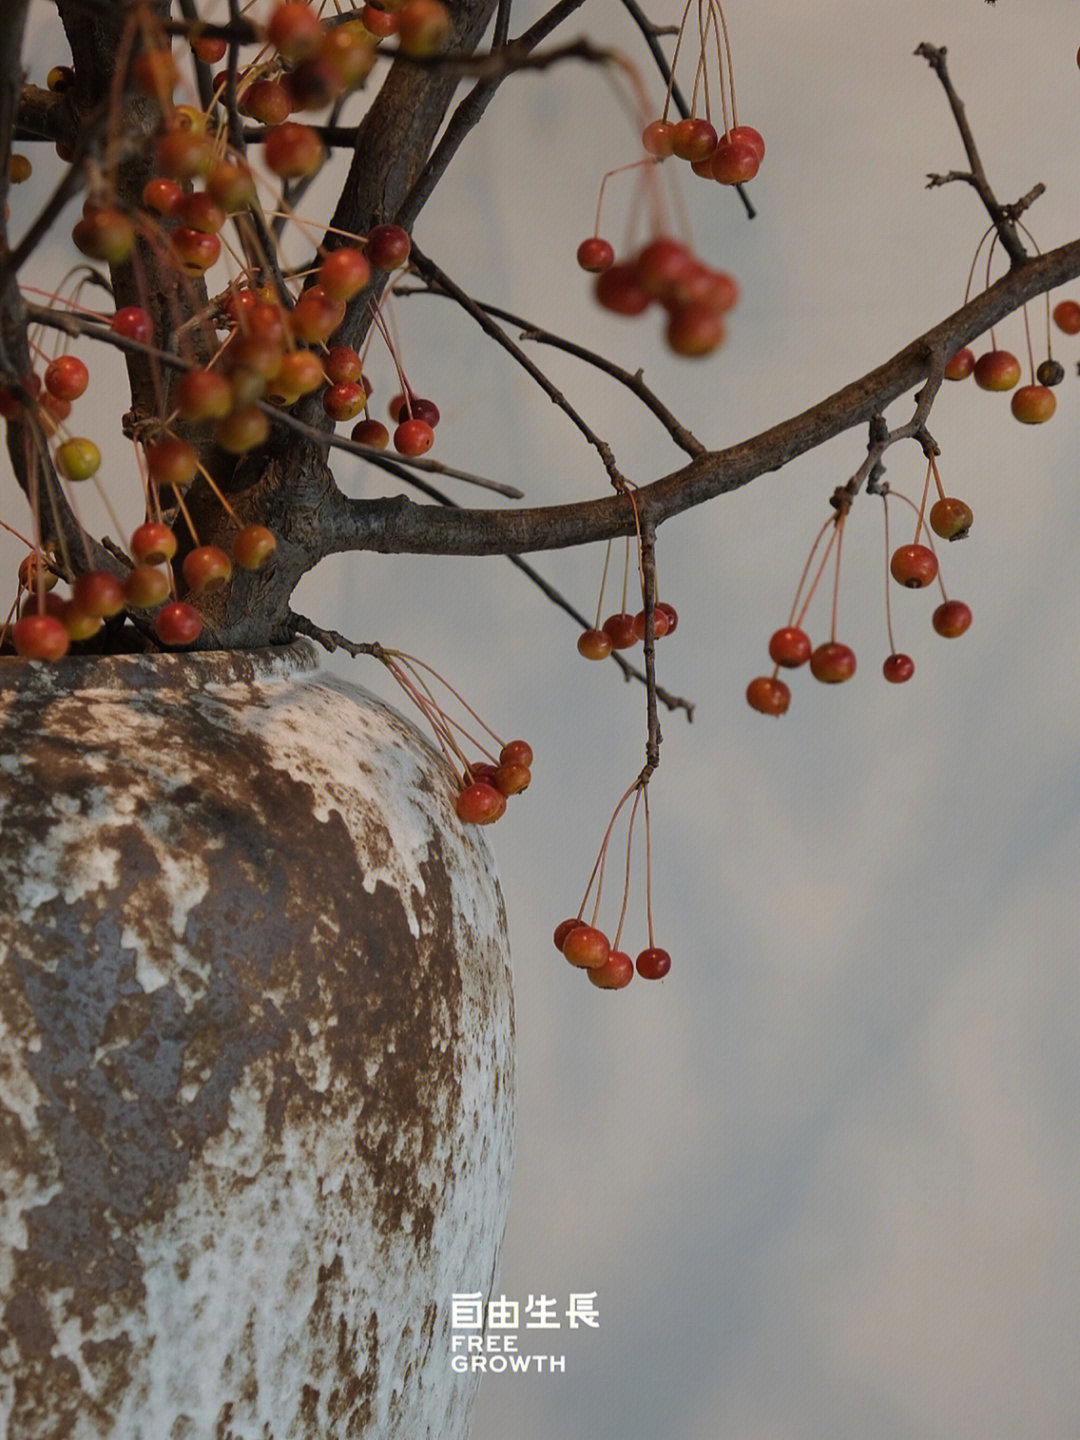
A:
[389,649,503,747]
[880,494,898,656]
[594,539,613,628]
[612,784,642,952]
[643,782,655,948]
[914,457,933,542]
[792,519,838,631]
[578,780,640,925]
[829,516,846,644]
[662,0,695,121]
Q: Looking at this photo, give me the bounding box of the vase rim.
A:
[0,640,320,696]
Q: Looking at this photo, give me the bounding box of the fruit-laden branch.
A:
[318,0,501,360]
[0,3,32,270]
[304,0,583,397]
[0,1,96,573]
[313,234,1080,559]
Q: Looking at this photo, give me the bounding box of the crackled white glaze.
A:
[0,644,514,1440]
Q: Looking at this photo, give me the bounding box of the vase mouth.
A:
[0,640,321,696]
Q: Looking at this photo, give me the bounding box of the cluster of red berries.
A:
[0,314,280,657]
[205,0,449,120]
[552,919,671,990]
[746,484,974,715]
[4,514,278,659]
[642,118,764,187]
[180,225,424,455]
[455,740,533,826]
[578,234,737,358]
[58,1,435,457]
[261,0,449,71]
[4,7,466,654]
[747,597,973,714]
[578,600,678,660]
[944,343,1057,422]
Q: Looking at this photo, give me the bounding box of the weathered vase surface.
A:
[0,643,514,1440]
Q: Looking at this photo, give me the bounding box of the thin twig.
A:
[637,516,662,770]
[288,612,381,658]
[408,243,626,489]
[916,42,1030,267]
[472,296,705,456]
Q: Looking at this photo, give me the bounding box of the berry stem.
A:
[643,782,656,949]
[594,539,613,629]
[169,486,205,557]
[612,784,642,951]
[578,779,640,927]
[662,0,696,121]
[389,649,505,748]
[829,515,846,644]
[792,519,839,632]
[383,657,470,772]
[0,516,38,551]
[1021,302,1035,383]
[786,515,835,628]
[914,457,932,543]
[1015,222,1055,361]
[960,225,991,306]
[880,494,899,656]
[711,0,736,131]
[193,460,242,525]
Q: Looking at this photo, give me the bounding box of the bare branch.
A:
[917,42,1031,266]
[288,612,381,659]
[408,243,627,489]
[464,297,706,457]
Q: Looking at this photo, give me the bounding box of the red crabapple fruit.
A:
[809,642,856,683]
[746,676,791,714]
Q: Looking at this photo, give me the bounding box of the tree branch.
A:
[311,235,1080,558]
[916,42,1030,267]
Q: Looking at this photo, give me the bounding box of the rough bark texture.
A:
[0,645,515,1439]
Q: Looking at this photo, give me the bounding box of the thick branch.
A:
[14,84,72,144]
[312,236,1080,558]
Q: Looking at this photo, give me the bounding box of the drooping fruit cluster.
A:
[746,513,856,714]
[946,342,1057,423]
[642,118,764,188]
[638,0,764,188]
[578,537,679,660]
[456,740,534,827]
[747,455,975,713]
[573,0,759,358]
[941,222,1065,423]
[584,234,738,358]
[372,649,532,831]
[578,599,679,660]
[554,918,671,989]
[551,780,671,990]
